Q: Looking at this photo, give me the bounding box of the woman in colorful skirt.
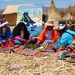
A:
[0,18,14,48]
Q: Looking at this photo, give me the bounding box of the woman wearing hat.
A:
[35,21,59,47]
[55,20,75,49]
[0,18,14,48]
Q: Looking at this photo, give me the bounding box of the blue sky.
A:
[0,0,75,10]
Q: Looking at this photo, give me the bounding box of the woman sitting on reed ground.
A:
[35,21,59,48]
[12,22,33,45]
[0,18,14,48]
[55,20,75,49]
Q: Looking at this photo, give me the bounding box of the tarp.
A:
[17,4,43,36]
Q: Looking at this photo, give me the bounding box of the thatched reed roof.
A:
[2,4,32,15]
[47,0,61,23]
[2,5,18,15]
[63,8,73,20]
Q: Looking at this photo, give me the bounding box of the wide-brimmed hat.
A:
[0,18,8,27]
[58,21,67,30]
[45,21,55,27]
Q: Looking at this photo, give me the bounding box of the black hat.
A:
[58,20,67,30]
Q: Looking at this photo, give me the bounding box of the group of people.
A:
[0,15,75,52]
[36,20,75,50]
[0,18,33,48]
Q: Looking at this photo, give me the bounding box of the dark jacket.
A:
[12,22,30,40]
[0,26,12,42]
